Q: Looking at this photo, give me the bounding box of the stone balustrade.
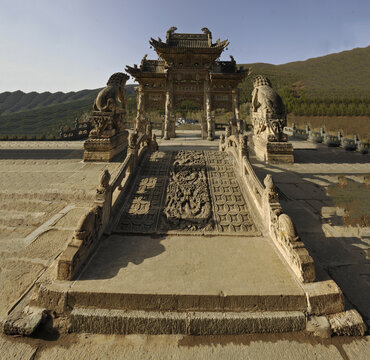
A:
[220,131,316,283]
[57,130,158,281]
[284,124,369,154]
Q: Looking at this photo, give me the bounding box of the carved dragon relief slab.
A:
[115,150,257,234]
[160,151,213,231]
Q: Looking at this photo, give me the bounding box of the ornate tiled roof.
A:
[149,27,229,50]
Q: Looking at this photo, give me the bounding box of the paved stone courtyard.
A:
[0,132,369,358]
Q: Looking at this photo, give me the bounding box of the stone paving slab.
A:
[343,336,370,360]
[3,332,369,360]
[0,335,37,360]
[32,333,351,360]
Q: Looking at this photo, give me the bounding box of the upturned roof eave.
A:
[149,38,229,51]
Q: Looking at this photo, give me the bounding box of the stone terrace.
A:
[0,133,369,358]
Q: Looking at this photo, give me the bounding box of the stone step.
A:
[70,308,306,335]
[67,290,307,313]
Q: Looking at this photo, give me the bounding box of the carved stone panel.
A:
[115,150,257,234]
[160,151,213,231]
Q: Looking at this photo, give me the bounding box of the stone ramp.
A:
[114,151,258,235]
[74,235,305,308]
[51,234,308,334]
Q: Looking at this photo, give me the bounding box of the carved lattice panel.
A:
[205,151,257,233]
[115,152,172,233]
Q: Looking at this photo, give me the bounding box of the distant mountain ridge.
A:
[0,47,369,136]
[0,85,137,115]
[0,85,136,137]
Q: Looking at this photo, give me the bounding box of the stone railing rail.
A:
[57,130,158,281]
[220,131,316,283]
[284,123,369,154]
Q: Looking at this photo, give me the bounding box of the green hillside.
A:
[239,46,370,116]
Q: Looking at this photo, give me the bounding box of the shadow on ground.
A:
[78,235,166,281]
[0,149,84,160]
[251,154,370,324]
[293,144,369,164]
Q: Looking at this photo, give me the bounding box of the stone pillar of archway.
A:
[204,74,214,141]
[163,73,174,140]
[135,85,146,134]
[232,88,243,133]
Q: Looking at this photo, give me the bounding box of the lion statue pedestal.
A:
[250,76,294,164]
[83,73,129,162]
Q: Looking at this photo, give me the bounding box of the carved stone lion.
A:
[252,76,284,116]
[278,213,299,242]
[93,72,129,112]
[73,205,102,244]
[251,75,286,141]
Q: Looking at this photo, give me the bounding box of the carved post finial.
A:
[129,130,139,149]
[264,174,279,202]
[100,169,111,188]
[239,134,249,158]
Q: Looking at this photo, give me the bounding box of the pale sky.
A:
[0,0,369,93]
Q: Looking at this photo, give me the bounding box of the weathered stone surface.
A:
[328,310,367,336]
[303,280,345,315]
[252,136,294,164]
[0,335,37,360]
[343,336,370,360]
[306,316,331,338]
[34,333,349,360]
[4,305,46,336]
[70,308,306,335]
[188,311,306,335]
[62,234,306,313]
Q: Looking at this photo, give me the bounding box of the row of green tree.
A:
[278,88,370,116]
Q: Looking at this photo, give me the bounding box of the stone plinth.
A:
[161,119,176,139]
[84,131,128,162]
[83,112,128,162]
[252,135,294,164]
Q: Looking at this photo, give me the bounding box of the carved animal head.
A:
[278,213,298,242]
[253,75,272,88]
[107,72,129,87]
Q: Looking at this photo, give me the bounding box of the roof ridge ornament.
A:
[166,26,177,42]
[201,27,212,46]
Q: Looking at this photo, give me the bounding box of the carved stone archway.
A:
[126,27,249,140]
